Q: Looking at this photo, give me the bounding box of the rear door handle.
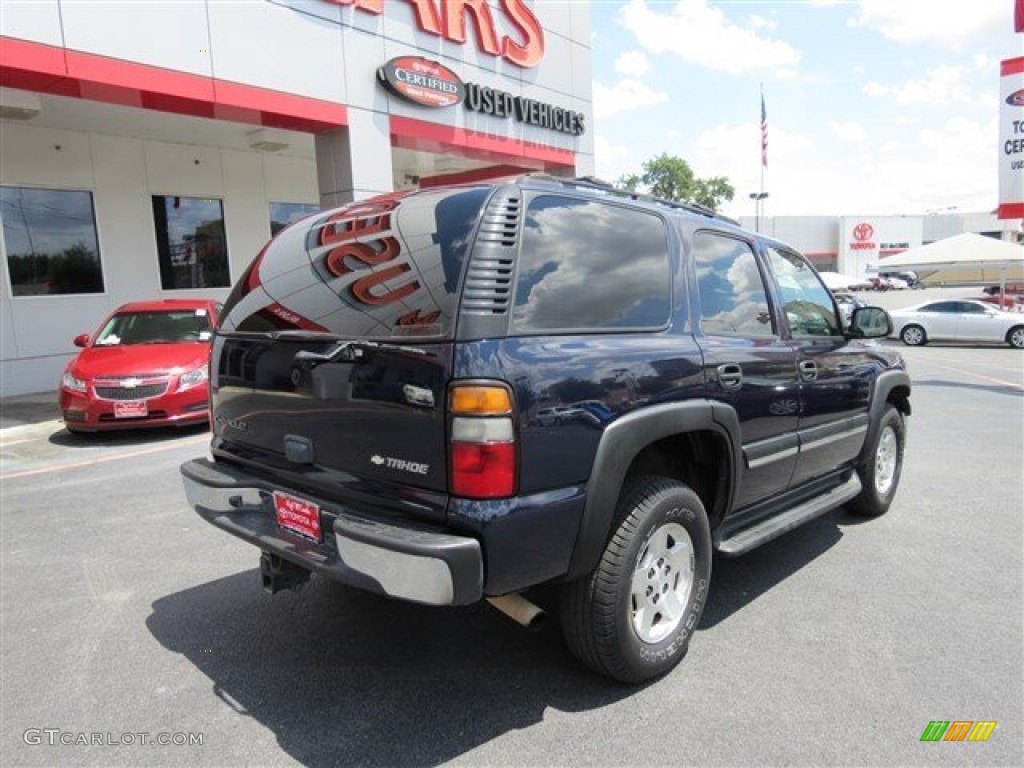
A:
[717,363,743,390]
[799,360,818,381]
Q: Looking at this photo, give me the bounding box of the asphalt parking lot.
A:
[1,342,1021,767]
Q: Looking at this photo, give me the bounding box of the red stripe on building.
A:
[1001,57,1024,77]
[0,36,347,132]
[998,202,1024,219]
[389,115,575,169]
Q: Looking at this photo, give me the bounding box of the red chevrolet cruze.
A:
[60,299,220,432]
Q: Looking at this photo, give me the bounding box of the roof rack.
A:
[522,173,739,226]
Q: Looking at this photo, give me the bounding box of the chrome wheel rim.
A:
[903,327,923,345]
[630,522,694,644]
[874,425,898,496]
[1011,328,1024,349]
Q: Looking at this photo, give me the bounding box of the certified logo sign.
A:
[853,222,875,242]
[1006,88,1024,107]
[377,57,464,108]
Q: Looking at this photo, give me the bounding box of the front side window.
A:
[694,232,774,337]
[764,246,841,337]
[511,196,671,332]
[1,186,104,296]
[152,196,230,290]
[270,202,319,237]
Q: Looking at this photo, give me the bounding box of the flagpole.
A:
[759,82,765,201]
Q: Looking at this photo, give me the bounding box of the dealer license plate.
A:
[114,400,148,418]
[273,491,322,542]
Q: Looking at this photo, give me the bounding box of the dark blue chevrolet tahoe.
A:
[181,176,910,683]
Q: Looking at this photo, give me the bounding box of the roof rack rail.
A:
[521,173,739,226]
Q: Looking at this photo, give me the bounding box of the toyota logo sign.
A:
[853,223,875,242]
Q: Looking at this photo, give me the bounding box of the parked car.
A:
[60,299,220,432]
[976,294,1023,311]
[181,176,908,683]
[889,299,1024,348]
[534,405,583,426]
[983,283,1024,296]
[833,292,868,327]
[879,270,920,289]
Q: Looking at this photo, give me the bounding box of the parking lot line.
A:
[913,359,1024,389]
[0,434,208,481]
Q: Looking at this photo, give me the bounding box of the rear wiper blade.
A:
[293,340,433,365]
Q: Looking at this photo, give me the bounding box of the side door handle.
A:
[717,363,743,390]
[799,360,818,381]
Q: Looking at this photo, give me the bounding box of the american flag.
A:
[760,90,768,167]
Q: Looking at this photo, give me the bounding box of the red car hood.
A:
[69,344,209,379]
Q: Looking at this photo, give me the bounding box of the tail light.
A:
[449,382,516,499]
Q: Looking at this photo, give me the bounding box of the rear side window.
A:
[694,232,775,337]
[510,196,671,332]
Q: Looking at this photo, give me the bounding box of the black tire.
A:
[560,476,712,683]
[847,405,905,517]
[1007,326,1024,349]
[900,324,927,346]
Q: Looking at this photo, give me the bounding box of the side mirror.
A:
[849,306,892,339]
[73,333,90,348]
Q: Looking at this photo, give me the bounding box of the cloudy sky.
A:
[590,0,1020,220]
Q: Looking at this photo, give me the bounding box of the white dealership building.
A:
[0,0,594,395]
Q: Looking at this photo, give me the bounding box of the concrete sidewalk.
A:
[0,391,60,431]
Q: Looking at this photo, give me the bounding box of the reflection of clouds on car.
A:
[513,198,670,330]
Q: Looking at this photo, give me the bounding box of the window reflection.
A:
[269,202,319,237]
[152,196,230,290]
[694,233,773,336]
[764,246,840,337]
[1,186,104,296]
[512,196,671,332]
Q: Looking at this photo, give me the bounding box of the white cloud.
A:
[848,0,1005,47]
[749,15,777,31]
[593,79,669,119]
[593,134,633,182]
[862,65,975,106]
[614,51,650,77]
[619,0,801,74]
[830,121,867,141]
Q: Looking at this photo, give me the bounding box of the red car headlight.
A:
[177,366,209,393]
[62,371,87,393]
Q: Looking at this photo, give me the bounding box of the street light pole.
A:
[748,192,769,233]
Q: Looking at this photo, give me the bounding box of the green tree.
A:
[618,153,735,211]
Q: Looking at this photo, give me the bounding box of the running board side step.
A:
[715,475,862,557]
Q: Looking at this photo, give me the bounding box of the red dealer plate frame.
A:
[113,400,147,418]
[273,491,322,542]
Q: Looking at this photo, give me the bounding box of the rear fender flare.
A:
[565,401,741,580]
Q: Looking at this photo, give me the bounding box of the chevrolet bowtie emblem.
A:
[121,378,141,389]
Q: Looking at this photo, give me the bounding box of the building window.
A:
[270,202,319,237]
[152,196,230,290]
[1,186,105,296]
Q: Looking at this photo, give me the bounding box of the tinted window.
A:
[957,302,987,314]
[1,186,104,296]
[920,302,959,313]
[694,232,774,336]
[220,187,489,339]
[152,196,230,290]
[511,196,671,332]
[764,246,840,337]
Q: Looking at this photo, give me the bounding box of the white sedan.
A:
[889,299,1024,348]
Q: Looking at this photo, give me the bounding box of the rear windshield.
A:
[95,310,212,345]
[219,187,490,339]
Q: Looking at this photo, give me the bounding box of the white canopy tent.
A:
[879,233,1024,289]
